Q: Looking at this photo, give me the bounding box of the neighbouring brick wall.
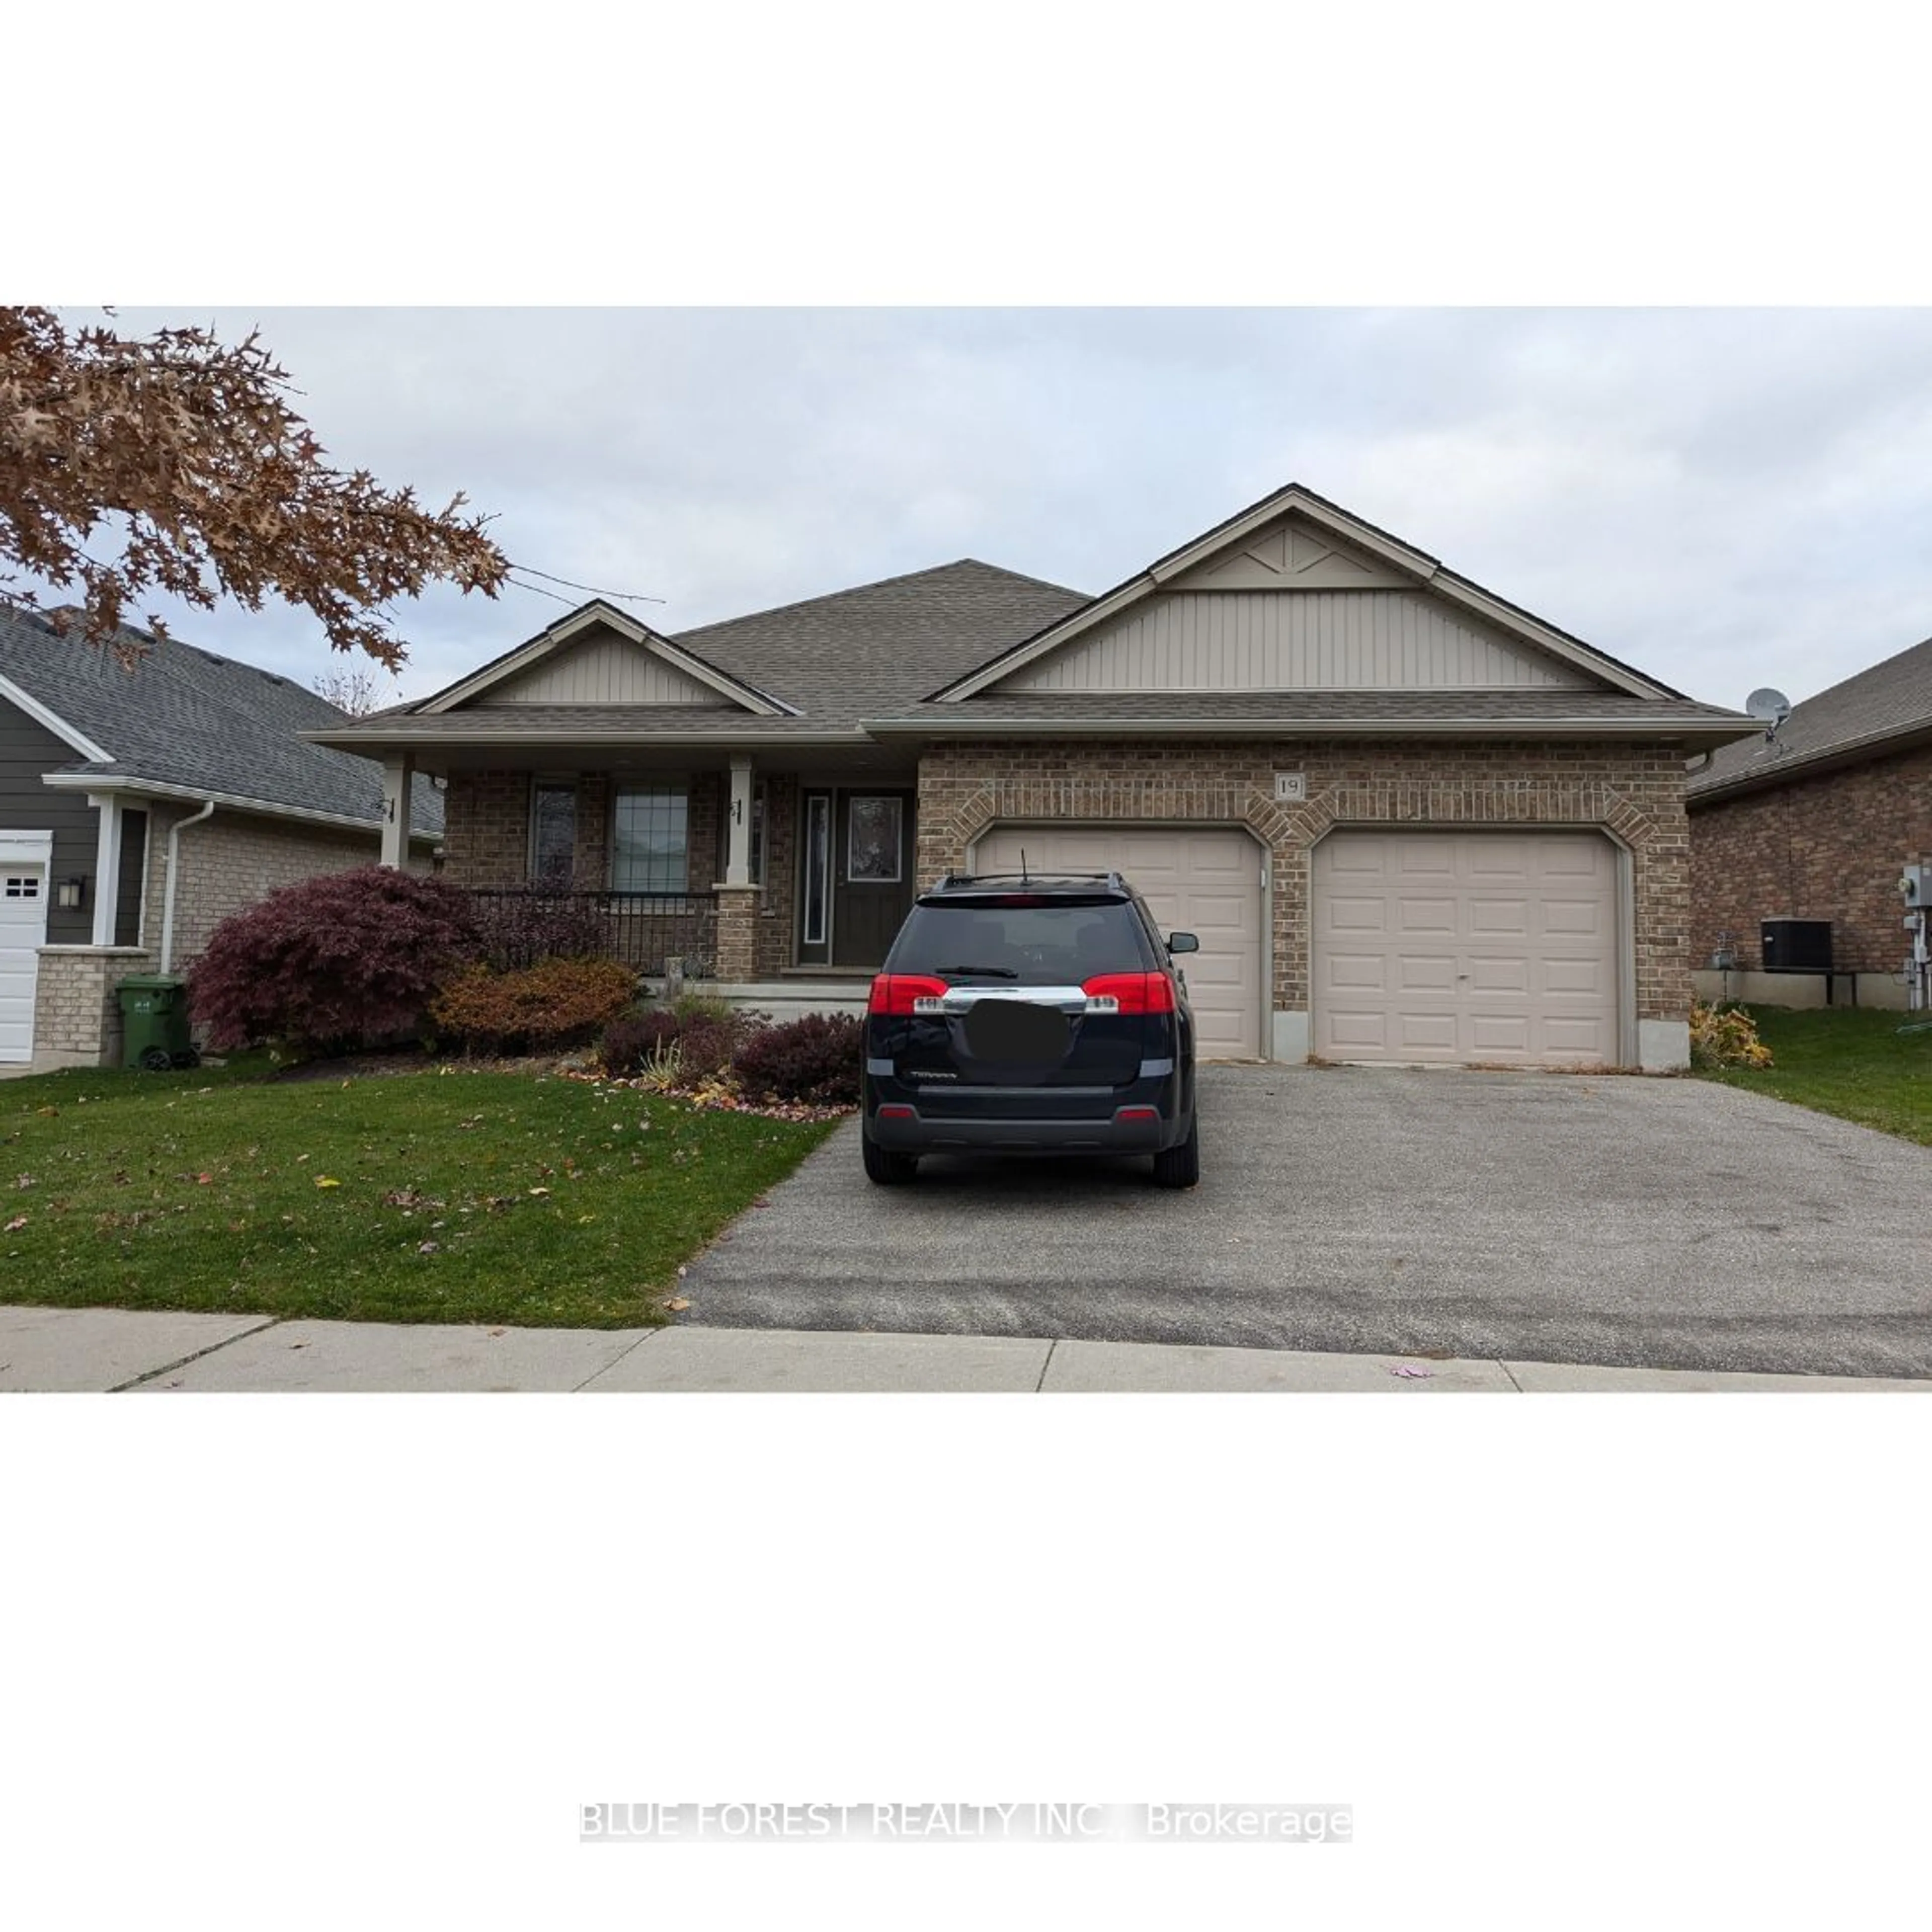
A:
[917,738,1694,1022]
[142,805,376,972]
[33,946,155,1065]
[1688,743,1932,974]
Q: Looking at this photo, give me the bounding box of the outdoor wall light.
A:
[56,876,86,912]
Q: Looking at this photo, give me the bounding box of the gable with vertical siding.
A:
[489,625,723,706]
[999,587,1596,692]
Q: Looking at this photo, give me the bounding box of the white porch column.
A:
[724,753,755,887]
[87,791,123,946]
[379,752,415,869]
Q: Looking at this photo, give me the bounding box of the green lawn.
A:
[1694,1005,1932,1145]
[0,1060,839,1328]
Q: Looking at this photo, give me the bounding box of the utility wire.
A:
[508,564,667,605]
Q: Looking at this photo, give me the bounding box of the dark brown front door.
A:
[794,789,914,969]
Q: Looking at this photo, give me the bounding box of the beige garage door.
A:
[1312,830,1620,1067]
[971,825,1264,1058]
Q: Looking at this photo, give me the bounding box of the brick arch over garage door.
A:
[914,742,1693,1055]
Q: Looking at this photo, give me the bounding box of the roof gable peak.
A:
[929,484,1677,703]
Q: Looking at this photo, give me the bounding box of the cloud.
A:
[70,306,1932,708]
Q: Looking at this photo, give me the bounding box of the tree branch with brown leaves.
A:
[0,307,511,669]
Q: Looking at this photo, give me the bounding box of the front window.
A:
[531,784,576,883]
[613,787,689,893]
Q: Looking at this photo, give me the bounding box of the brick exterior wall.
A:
[916,739,1694,1023]
[442,767,799,979]
[1688,742,1932,974]
[756,772,799,977]
[442,770,533,885]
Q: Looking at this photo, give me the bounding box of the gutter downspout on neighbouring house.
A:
[160,800,216,975]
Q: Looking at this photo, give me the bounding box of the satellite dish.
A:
[1746,687,1792,729]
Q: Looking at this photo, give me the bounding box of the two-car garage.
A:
[969,823,1623,1068]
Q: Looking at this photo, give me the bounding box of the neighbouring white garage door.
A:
[1312,830,1620,1067]
[0,863,50,1064]
[971,825,1264,1058]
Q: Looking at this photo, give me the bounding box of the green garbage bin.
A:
[118,975,199,1072]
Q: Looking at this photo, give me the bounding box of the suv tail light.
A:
[1080,971,1176,1015]
[868,973,951,1016]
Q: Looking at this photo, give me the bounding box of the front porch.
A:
[420,749,921,1004]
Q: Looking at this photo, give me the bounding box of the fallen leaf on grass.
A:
[418,1241,442,1255]
[4,1215,26,1233]
[663,1297,691,1313]
[314,1176,342,1189]
[196,1173,213,1185]
[528,1186,551,1197]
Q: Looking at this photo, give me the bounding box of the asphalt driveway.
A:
[677,1065,1932,1378]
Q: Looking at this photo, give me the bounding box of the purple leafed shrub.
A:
[467,889,614,971]
[187,867,481,1053]
[733,1013,863,1104]
[599,1009,682,1074]
[598,1008,748,1080]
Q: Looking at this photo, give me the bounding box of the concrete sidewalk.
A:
[4,1303,1932,1393]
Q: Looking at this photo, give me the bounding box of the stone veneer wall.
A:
[1687,742,1932,975]
[915,739,1694,1025]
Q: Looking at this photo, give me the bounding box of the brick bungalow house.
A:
[0,606,442,1068]
[311,484,1757,1071]
[1687,631,1932,1009]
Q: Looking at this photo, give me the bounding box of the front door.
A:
[798,789,916,968]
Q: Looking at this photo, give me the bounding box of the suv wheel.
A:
[862,1136,920,1186]
[1150,1116,1200,1190]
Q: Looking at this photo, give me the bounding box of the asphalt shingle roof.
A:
[1688,633,1932,800]
[864,691,1752,729]
[0,606,443,835]
[662,560,1092,723]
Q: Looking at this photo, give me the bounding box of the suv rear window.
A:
[887,897,1152,982]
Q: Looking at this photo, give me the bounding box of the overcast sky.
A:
[84,306,1932,715]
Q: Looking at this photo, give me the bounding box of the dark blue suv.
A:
[860,871,1200,1188]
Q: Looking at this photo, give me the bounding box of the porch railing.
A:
[467,889,718,978]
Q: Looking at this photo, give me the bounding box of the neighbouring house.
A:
[310,484,1758,1070]
[0,606,443,1069]
[1686,631,1932,1010]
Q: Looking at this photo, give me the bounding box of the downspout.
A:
[160,800,216,975]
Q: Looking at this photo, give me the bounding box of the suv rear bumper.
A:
[864,1099,1185,1155]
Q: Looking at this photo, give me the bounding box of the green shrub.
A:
[430,958,638,1053]
[1690,1001,1773,1069]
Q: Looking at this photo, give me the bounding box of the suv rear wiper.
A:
[935,964,1019,978]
